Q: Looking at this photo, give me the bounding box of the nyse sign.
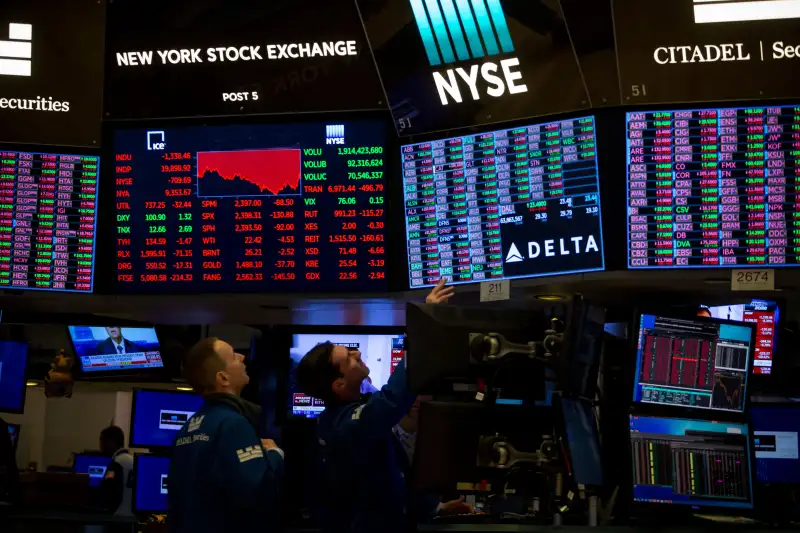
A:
[614,0,800,104]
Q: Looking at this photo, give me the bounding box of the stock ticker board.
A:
[403,116,604,288]
[627,105,800,269]
[0,152,98,292]
[113,121,389,292]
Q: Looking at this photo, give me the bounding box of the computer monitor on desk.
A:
[633,314,755,414]
[629,414,754,511]
[74,453,112,487]
[751,403,800,485]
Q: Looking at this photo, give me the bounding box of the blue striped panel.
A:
[486,0,514,53]
[409,0,442,66]
[468,0,499,56]
[453,0,485,58]
[424,0,456,64]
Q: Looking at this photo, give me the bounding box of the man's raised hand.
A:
[425,278,454,305]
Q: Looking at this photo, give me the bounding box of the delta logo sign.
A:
[409,0,528,105]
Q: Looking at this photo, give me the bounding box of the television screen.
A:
[112,120,389,293]
[68,326,163,373]
[287,333,405,417]
[627,105,800,269]
[7,423,19,453]
[630,414,753,509]
[74,454,112,488]
[0,341,29,413]
[133,455,171,512]
[105,0,382,120]
[403,115,603,287]
[0,151,98,292]
[701,299,780,375]
[355,0,589,135]
[751,404,800,484]
[130,390,204,448]
[633,314,753,414]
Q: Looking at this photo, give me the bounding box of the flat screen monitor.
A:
[112,120,389,293]
[751,404,800,484]
[402,116,604,288]
[629,414,753,510]
[0,151,99,292]
[7,423,19,454]
[627,105,800,269]
[700,299,780,375]
[560,397,603,486]
[287,332,405,418]
[0,341,29,413]
[133,454,170,513]
[633,314,753,414]
[130,390,203,448]
[74,453,112,487]
[68,326,163,374]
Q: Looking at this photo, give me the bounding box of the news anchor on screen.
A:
[96,327,142,355]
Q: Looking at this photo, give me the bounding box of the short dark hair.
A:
[183,337,225,395]
[295,342,340,403]
[100,425,125,449]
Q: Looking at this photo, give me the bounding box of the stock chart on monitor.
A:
[633,315,753,414]
[0,151,98,292]
[402,116,604,288]
[702,299,779,375]
[627,105,800,268]
[113,121,388,292]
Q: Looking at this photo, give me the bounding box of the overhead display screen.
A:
[627,105,800,269]
[403,115,604,288]
[0,151,98,292]
[113,120,388,293]
[614,0,800,105]
[355,0,589,135]
[104,0,383,119]
[0,0,105,146]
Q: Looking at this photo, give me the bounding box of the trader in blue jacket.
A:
[168,337,284,533]
[296,279,470,533]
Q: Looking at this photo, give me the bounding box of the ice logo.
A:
[0,23,32,77]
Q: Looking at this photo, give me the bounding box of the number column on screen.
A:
[114,153,134,284]
[718,108,740,265]
[527,126,545,204]
[692,110,720,266]
[765,107,788,265]
[561,118,598,205]
[403,143,430,287]
[542,123,564,201]
[789,107,800,264]
[13,154,40,288]
[469,134,502,281]
[51,158,74,290]
[742,108,767,265]
[439,138,470,283]
[627,113,648,266]
[77,157,98,289]
[433,139,459,284]
[500,127,528,208]
[650,112,675,266]
[36,155,58,289]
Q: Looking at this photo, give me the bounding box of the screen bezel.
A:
[279,325,406,420]
[67,325,164,377]
[129,388,203,450]
[132,453,171,514]
[749,401,800,486]
[628,412,756,515]
[0,340,29,415]
[99,110,402,296]
[623,99,800,271]
[631,312,756,417]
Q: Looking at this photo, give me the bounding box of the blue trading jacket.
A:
[168,398,284,533]
[314,362,436,533]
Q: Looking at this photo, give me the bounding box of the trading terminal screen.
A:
[633,315,753,413]
[402,116,604,288]
[113,121,388,293]
[0,151,98,292]
[630,415,753,509]
[751,405,800,485]
[701,300,779,375]
[627,105,800,268]
[74,454,112,488]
